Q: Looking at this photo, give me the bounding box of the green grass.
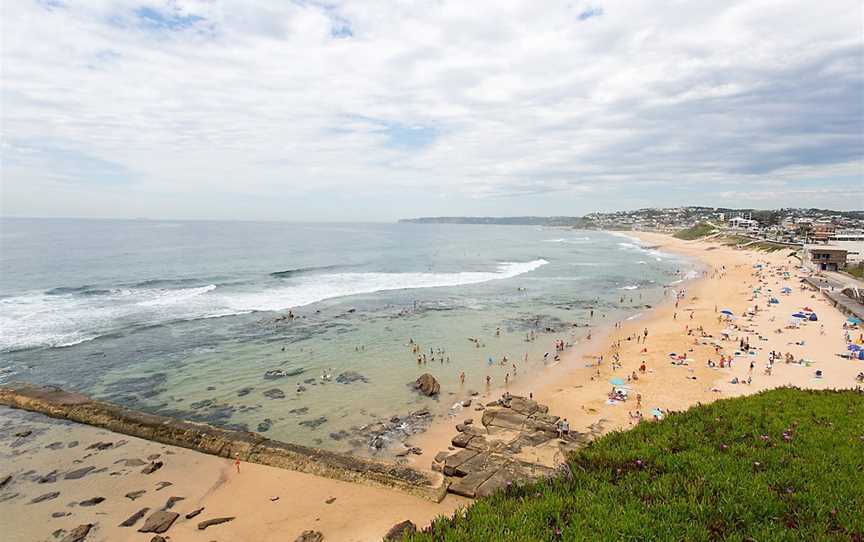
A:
[673,222,716,240]
[845,264,864,280]
[407,388,864,541]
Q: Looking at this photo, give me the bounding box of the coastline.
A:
[3,231,862,541]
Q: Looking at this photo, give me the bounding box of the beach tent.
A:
[769,298,779,304]
[808,313,818,321]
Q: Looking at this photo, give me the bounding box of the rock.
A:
[237,387,254,397]
[257,418,273,432]
[141,461,163,475]
[38,470,59,483]
[86,441,113,451]
[481,408,528,431]
[412,373,440,396]
[125,490,146,500]
[461,399,472,407]
[185,507,204,519]
[434,451,449,463]
[163,496,185,509]
[119,507,149,527]
[155,481,172,491]
[79,496,105,506]
[46,441,64,449]
[150,537,166,542]
[29,491,60,504]
[14,429,33,437]
[117,458,147,467]
[335,371,369,384]
[411,408,430,417]
[264,368,304,380]
[299,416,328,429]
[52,511,71,518]
[67,441,79,448]
[451,433,473,448]
[449,468,498,498]
[197,516,235,530]
[138,510,179,533]
[289,407,309,415]
[295,530,324,542]
[464,418,473,425]
[60,524,92,542]
[384,520,417,540]
[64,466,96,480]
[263,388,286,399]
[442,449,479,476]
[325,497,336,504]
[147,453,161,460]
[0,475,11,489]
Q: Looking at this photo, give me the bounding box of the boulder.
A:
[451,433,473,448]
[295,530,324,542]
[384,520,417,540]
[481,409,528,431]
[442,449,478,476]
[197,516,235,530]
[150,537,166,542]
[185,507,204,519]
[60,524,92,542]
[125,490,146,500]
[163,496,184,509]
[413,373,440,396]
[138,510,179,534]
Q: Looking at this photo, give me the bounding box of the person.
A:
[558,418,569,438]
[459,371,465,385]
[504,372,510,385]
[486,375,491,386]
[636,393,642,408]
[234,454,241,473]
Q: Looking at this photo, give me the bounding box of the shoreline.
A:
[3,231,862,541]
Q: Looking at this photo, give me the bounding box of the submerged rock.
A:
[263,388,286,400]
[257,418,273,432]
[29,491,60,504]
[335,371,369,384]
[299,417,328,429]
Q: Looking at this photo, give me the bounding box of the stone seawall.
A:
[0,383,448,502]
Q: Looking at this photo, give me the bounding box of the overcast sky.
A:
[1,0,862,221]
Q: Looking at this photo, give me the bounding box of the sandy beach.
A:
[3,232,862,542]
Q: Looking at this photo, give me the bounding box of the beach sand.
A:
[3,232,862,541]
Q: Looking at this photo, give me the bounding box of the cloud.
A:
[1,0,862,220]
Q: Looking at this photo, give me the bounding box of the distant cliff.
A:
[399,216,595,227]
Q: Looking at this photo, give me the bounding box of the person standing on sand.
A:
[459,371,465,385]
[486,375,492,387]
[234,454,241,473]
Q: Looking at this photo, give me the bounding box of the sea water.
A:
[0,219,692,454]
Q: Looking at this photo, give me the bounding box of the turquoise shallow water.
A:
[0,219,693,453]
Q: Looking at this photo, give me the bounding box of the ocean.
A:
[0,218,694,454]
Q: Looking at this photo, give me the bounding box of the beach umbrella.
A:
[610,377,626,386]
[792,313,806,319]
[848,317,862,325]
[808,313,818,321]
[847,344,861,352]
[720,309,734,315]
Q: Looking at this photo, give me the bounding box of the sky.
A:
[1,0,863,221]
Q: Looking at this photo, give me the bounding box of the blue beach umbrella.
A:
[848,344,861,352]
[721,309,734,315]
[792,313,806,319]
[848,317,862,325]
[610,377,626,386]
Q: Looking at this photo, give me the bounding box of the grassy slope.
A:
[673,222,716,240]
[408,388,864,541]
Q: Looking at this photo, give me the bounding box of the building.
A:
[804,245,848,271]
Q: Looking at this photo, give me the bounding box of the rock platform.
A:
[432,394,588,498]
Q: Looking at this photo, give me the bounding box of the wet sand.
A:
[3,232,862,541]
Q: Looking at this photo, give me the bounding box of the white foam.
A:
[620,285,638,290]
[221,260,550,313]
[0,260,549,352]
